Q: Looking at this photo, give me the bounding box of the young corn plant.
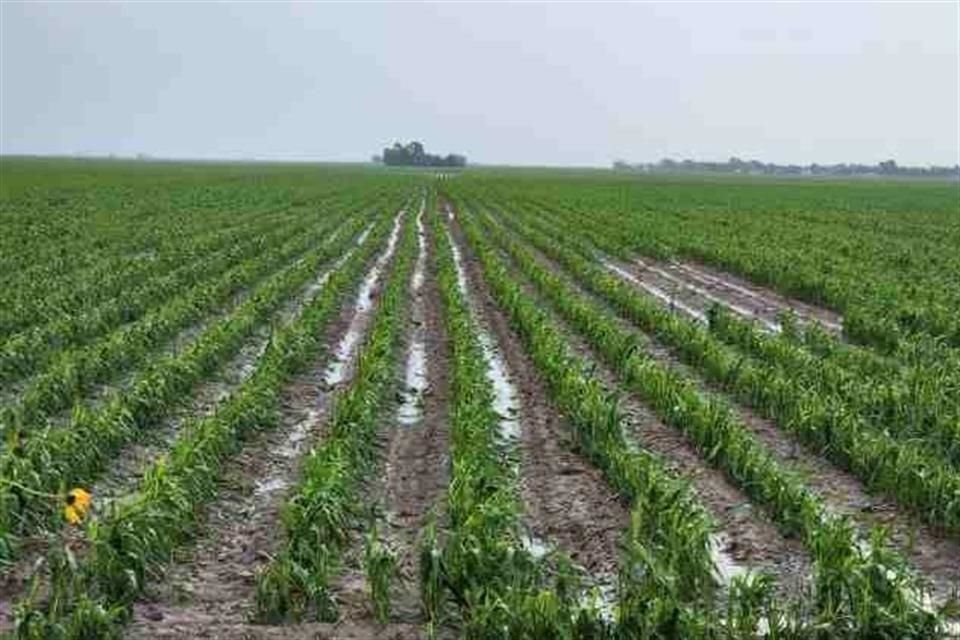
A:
[432,203,622,638]
[8,203,409,635]
[255,209,417,623]
[461,194,944,637]
[0,211,376,559]
[364,520,397,624]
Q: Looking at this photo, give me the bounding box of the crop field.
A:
[0,158,958,639]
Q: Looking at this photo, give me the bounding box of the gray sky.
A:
[1,2,957,166]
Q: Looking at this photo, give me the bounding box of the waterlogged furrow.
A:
[634,258,782,332]
[465,197,948,636]
[397,201,429,426]
[253,209,415,625]
[0,213,372,558]
[375,196,454,628]
[669,260,843,333]
[7,203,406,638]
[603,259,709,323]
[0,213,345,435]
[446,229,521,442]
[0,206,321,387]
[122,214,405,636]
[324,212,405,387]
[447,216,641,622]
[426,209,610,637]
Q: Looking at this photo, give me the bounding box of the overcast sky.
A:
[1,2,957,166]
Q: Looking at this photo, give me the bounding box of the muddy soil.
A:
[0,229,375,631]
[671,259,843,333]
[324,205,452,638]
[513,226,960,606]
[380,210,451,621]
[125,216,403,638]
[95,221,371,506]
[446,214,630,587]
[483,234,813,595]
[605,256,843,336]
[128,619,424,639]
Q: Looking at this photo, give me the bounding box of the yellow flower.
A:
[64,488,92,525]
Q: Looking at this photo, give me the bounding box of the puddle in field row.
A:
[253,407,324,497]
[412,201,427,291]
[325,213,405,387]
[397,341,427,426]
[355,225,372,247]
[708,533,750,585]
[635,258,782,333]
[602,259,709,323]
[520,531,617,621]
[277,223,376,325]
[521,532,551,560]
[674,262,843,334]
[398,203,429,426]
[447,229,521,442]
[250,219,395,498]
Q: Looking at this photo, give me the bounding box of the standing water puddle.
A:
[602,259,708,323]
[709,533,750,585]
[252,408,322,497]
[447,230,521,442]
[96,223,382,506]
[325,213,404,387]
[520,530,617,621]
[674,262,843,334]
[398,203,429,426]
[635,258,782,333]
[251,219,395,498]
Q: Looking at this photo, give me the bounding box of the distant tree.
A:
[380,141,467,167]
[879,159,898,174]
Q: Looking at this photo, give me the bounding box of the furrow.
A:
[124,212,406,636]
[446,215,629,596]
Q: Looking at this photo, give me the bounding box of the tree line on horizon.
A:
[613,156,959,178]
[373,141,467,168]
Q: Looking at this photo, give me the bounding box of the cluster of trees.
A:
[373,141,466,167]
[613,157,959,179]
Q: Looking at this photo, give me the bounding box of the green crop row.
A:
[0,205,351,438]
[0,208,375,563]
[425,206,611,638]
[0,192,367,384]
[481,194,960,535]
[255,208,416,623]
[461,198,942,637]
[8,204,403,639]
